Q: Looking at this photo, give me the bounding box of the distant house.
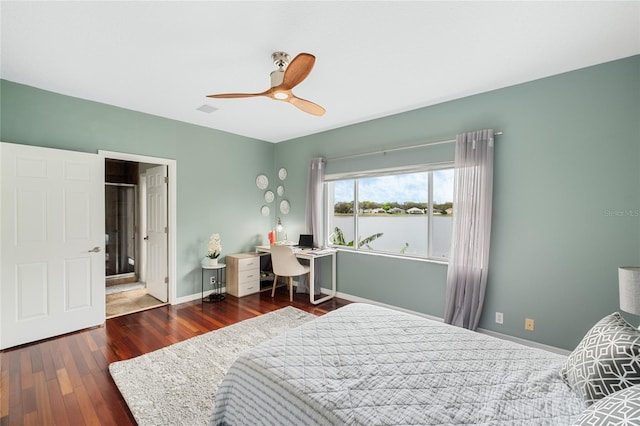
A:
[407,207,424,214]
[389,207,405,214]
[445,208,453,215]
[371,208,387,214]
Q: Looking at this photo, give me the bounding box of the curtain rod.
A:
[327,131,503,162]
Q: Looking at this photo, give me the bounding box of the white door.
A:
[145,165,168,302]
[0,142,105,350]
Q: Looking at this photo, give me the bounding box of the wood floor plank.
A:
[46,376,71,426]
[0,365,9,418]
[38,342,58,382]
[19,351,33,390]
[0,291,350,425]
[32,371,53,426]
[56,369,73,396]
[80,373,116,426]
[61,392,85,425]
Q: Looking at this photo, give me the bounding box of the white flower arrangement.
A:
[206,233,222,259]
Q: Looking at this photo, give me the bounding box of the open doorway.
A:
[101,151,176,318]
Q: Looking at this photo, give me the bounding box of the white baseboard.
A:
[173,287,227,305]
[332,289,570,356]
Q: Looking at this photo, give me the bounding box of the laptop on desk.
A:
[296,234,314,249]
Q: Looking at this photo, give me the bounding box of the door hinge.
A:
[164,276,168,284]
[164,176,168,184]
[164,226,168,233]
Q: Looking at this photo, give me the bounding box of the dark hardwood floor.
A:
[1,290,351,426]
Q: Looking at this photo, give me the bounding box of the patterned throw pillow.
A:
[573,385,640,425]
[560,312,640,405]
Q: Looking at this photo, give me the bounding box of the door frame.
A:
[99,150,177,304]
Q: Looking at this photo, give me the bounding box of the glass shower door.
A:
[105,183,137,278]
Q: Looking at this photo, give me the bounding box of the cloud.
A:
[333,170,453,204]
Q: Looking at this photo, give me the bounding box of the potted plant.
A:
[203,233,222,266]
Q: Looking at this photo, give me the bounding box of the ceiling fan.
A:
[207,52,326,116]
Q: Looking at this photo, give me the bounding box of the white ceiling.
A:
[1,1,639,143]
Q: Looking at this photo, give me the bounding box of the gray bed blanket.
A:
[211,303,585,425]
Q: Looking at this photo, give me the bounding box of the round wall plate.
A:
[278,167,287,180]
[256,174,268,189]
[277,185,285,196]
[279,199,290,215]
[261,205,270,216]
[264,190,274,203]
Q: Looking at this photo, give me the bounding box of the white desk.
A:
[255,245,337,305]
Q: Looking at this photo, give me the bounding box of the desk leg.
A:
[309,257,315,304]
[310,252,337,305]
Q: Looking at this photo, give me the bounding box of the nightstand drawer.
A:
[237,256,259,271]
[237,268,259,284]
[236,281,259,297]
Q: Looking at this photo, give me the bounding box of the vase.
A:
[203,257,218,267]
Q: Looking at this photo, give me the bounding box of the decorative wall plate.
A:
[278,167,287,180]
[261,205,270,216]
[279,199,290,215]
[264,190,274,203]
[256,174,268,189]
[277,185,285,196]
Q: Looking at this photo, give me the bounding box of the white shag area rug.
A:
[109,306,317,426]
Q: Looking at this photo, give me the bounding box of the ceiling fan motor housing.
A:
[270,69,285,87]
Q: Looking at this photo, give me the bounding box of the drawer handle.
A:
[246,274,254,278]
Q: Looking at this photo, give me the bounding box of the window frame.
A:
[324,163,454,262]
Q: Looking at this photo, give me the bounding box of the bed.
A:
[210,303,639,425]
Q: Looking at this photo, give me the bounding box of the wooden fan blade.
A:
[207,90,270,99]
[280,53,315,90]
[289,94,326,116]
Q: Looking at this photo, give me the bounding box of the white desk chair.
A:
[270,245,310,302]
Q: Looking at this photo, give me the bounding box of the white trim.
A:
[332,290,570,355]
[98,150,178,305]
[333,290,443,322]
[174,287,227,305]
[324,162,453,182]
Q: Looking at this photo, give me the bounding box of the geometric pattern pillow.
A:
[573,385,640,425]
[560,312,640,406]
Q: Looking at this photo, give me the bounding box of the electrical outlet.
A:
[525,318,535,331]
[495,312,503,324]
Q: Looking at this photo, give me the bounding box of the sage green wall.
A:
[2,55,638,350]
[276,55,640,350]
[0,80,276,298]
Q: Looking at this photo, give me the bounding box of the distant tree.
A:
[334,201,353,214]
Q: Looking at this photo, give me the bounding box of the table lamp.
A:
[618,267,640,318]
[276,217,284,242]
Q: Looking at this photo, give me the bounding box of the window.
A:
[327,167,453,260]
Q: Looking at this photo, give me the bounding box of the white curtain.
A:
[444,129,494,330]
[297,157,325,294]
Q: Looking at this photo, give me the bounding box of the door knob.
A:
[144,236,149,240]
[88,246,102,253]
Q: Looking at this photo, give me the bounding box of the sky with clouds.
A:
[334,170,453,204]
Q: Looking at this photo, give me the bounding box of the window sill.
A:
[333,247,448,266]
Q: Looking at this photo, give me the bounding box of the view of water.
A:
[332,215,452,259]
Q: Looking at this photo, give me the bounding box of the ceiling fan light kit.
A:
[207,51,325,116]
